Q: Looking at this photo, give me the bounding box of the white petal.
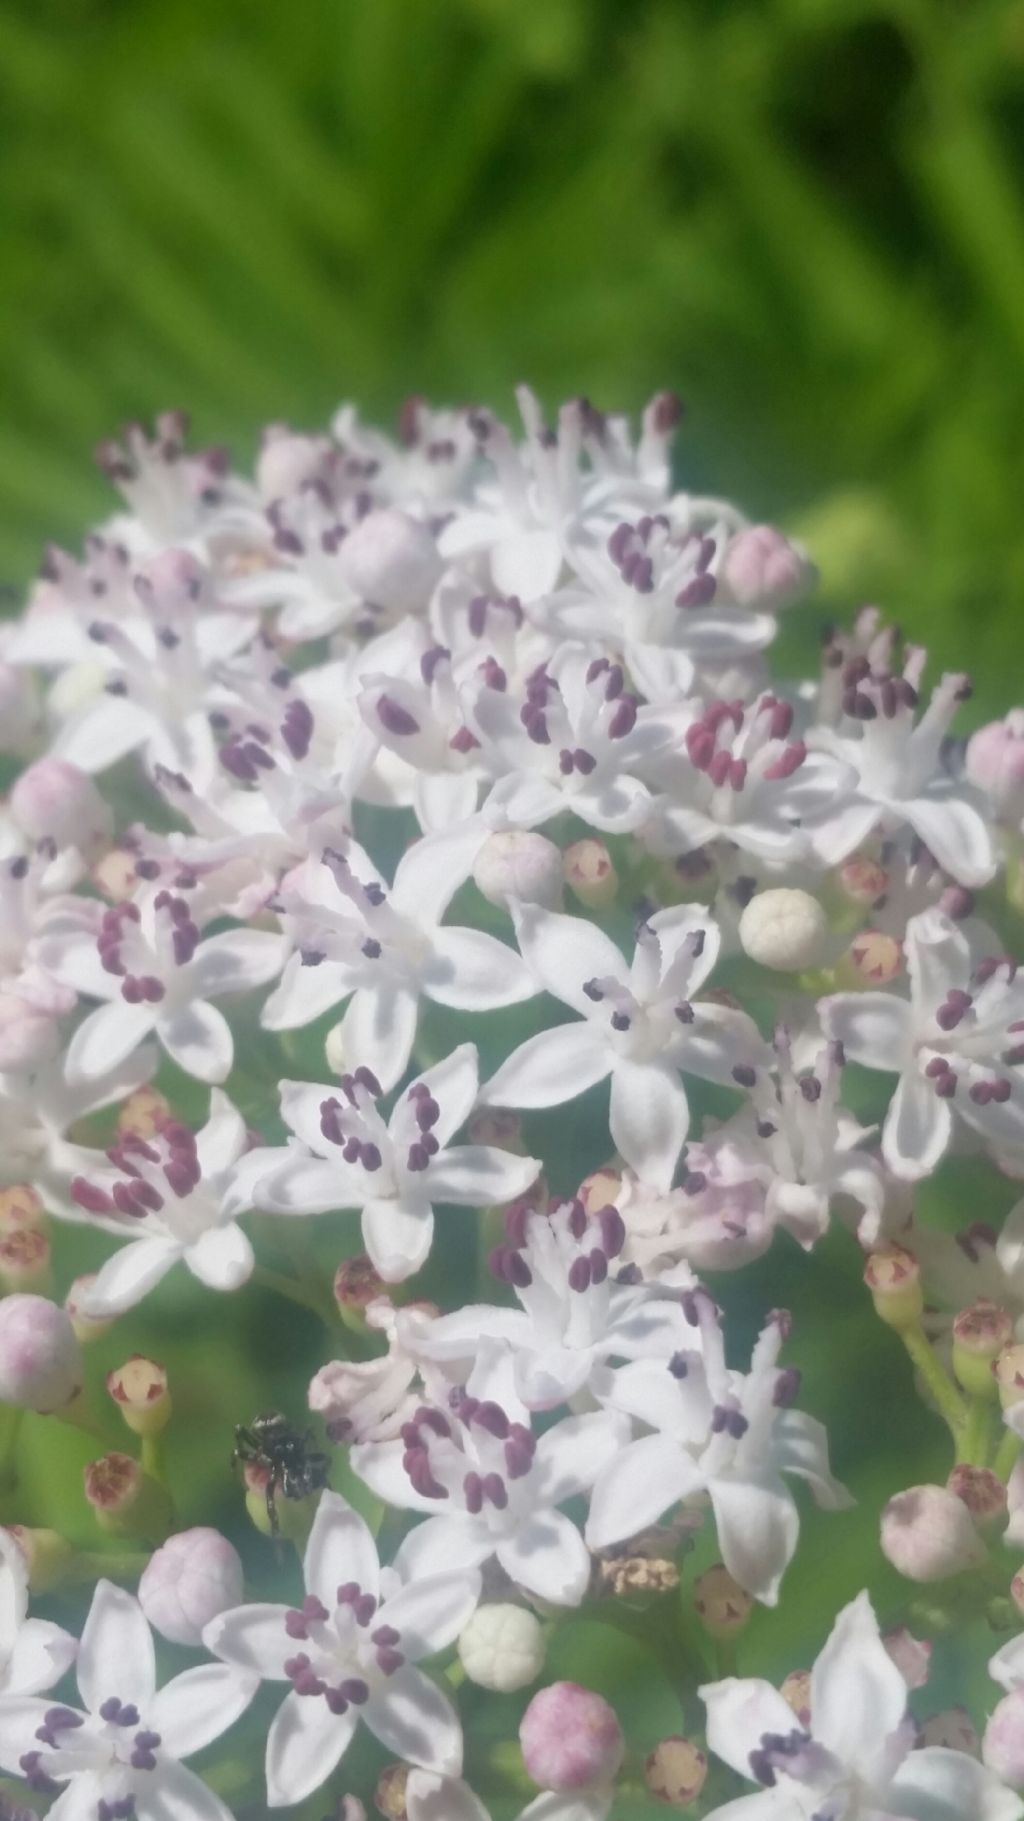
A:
[409,1042,480,1145]
[534,1410,631,1506]
[3,1618,77,1696]
[261,955,355,1031]
[351,1450,455,1519]
[55,697,153,771]
[190,929,287,997]
[158,1000,234,1083]
[258,1151,362,1216]
[266,1687,356,1807]
[363,1665,463,1774]
[363,1195,434,1282]
[303,1490,380,1608]
[391,821,489,925]
[496,1510,591,1606]
[819,991,911,1071]
[492,528,563,601]
[423,1145,541,1208]
[392,1517,496,1577]
[196,1089,247,1177]
[341,985,419,1092]
[84,1238,180,1316]
[379,1572,482,1661]
[512,902,627,1015]
[425,927,535,1011]
[518,1797,614,1821]
[0,1695,56,1775]
[699,1674,806,1780]
[185,1223,254,1292]
[585,1434,704,1549]
[413,770,482,834]
[609,1058,688,1192]
[810,1590,907,1772]
[203,1602,293,1678]
[882,1070,953,1180]
[991,1635,1024,1694]
[709,1474,799,1605]
[482,1023,611,1110]
[65,999,157,1084]
[78,1580,156,1714]
[406,1773,491,1821]
[150,1662,259,1759]
[148,1760,238,1821]
[904,907,972,1014]
[891,1744,1023,1821]
[905,790,997,889]
[0,1531,27,1647]
[773,1411,852,1511]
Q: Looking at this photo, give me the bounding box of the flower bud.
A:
[333,1256,388,1322]
[0,989,62,1072]
[967,712,1024,821]
[458,1602,546,1692]
[65,1274,116,1343]
[373,1765,409,1819]
[138,1526,244,1645]
[864,1246,923,1330]
[721,525,813,610]
[839,930,904,988]
[107,1356,171,1436]
[256,427,331,499]
[466,1108,526,1153]
[10,757,112,856]
[779,1669,812,1725]
[92,846,143,902]
[0,662,39,752]
[738,888,827,972]
[995,1344,1024,1411]
[883,1626,932,1689]
[0,1186,45,1233]
[473,830,563,910]
[921,1708,980,1756]
[985,1689,1024,1789]
[564,839,618,908]
[947,1465,1007,1533]
[4,1525,74,1593]
[116,1085,173,1140]
[84,1452,170,1540]
[520,1682,624,1792]
[1013,1568,1024,1617]
[644,1736,708,1806]
[880,1484,987,1582]
[0,1294,83,1413]
[242,1460,317,1543]
[953,1300,1014,1400]
[338,508,441,615]
[836,858,887,907]
[693,1564,754,1638]
[0,1228,52,1296]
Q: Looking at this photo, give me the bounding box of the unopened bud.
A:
[339,508,441,615]
[520,1682,624,1792]
[967,712,1024,821]
[92,846,143,902]
[880,1484,987,1582]
[693,1563,754,1638]
[947,1465,1007,1533]
[953,1300,1014,1399]
[564,839,618,908]
[578,1166,623,1213]
[864,1246,923,1330]
[721,525,813,610]
[0,1294,82,1412]
[458,1602,546,1692]
[65,1274,116,1343]
[107,1356,171,1436]
[333,1256,388,1324]
[243,1460,317,1543]
[0,1227,51,1295]
[883,1626,932,1689]
[996,1344,1024,1411]
[4,1525,74,1594]
[466,1108,525,1152]
[10,757,112,856]
[116,1086,172,1140]
[836,858,887,907]
[473,830,563,910]
[921,1708,980,1756]
[644,1735,707,1806]
[779,1669,812,1725]
[0,1185,45,1233]
[738,888,828,972]
[84,1452,170,1540]
[374,1764,409,1819]
[139,1526,244,1645]
[985,1689,1024,1789]
[839,929,904,987]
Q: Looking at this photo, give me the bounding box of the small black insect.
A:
[233,1411,329,1536]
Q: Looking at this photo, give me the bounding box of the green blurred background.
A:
[4,0,1024,714]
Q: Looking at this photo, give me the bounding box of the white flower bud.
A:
[458,1602,546,1692]
[967,712,1024,820]
[0,1294,83,1413]
[564,838,618,908]
[138,1526,244,1645]
[721,525,814,609]
[738,888,828,971]
[337,508,441,614]
[473,831,564,910]
[10,757,112,856]
[257,427,332,500]
[880,1483,987,1583]
[985,1689,1024,1789]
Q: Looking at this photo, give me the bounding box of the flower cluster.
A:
[0,389,1023,1816]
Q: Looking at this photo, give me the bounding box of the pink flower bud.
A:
[84,1451,141,1516]
[473,831,564,909]
[985,1689,1024,1789]
[564,838,618,908]
[947,1464,1007,1532]
[693,1563,754,1637]
[107,1355,171,1436]
[0,662,38,752]
[138,1526,244,1645]
[779,1669,812,1725]
[967,712,1024,820]
[0,1294,82,1412]
[64,1274,116,1343]
[721,525,813,609]
[996,1343,1024,1410]
[644,1736,707,1806]
[953,1299,1014,1402]
[10,756,112,855]
[0,1186,45,1233]
[337,508,441,614]
[880,1483,987,1582]
[836,858,887,906]
[466,1108,525,1153]
[520,1682,624,1792]
[882,1626,932,1689]
[841,929,904,987]
[0,1228,51,1296]
[333,1255,388,1315]
[374,1765,409,1819]
[922,1707,980,1755]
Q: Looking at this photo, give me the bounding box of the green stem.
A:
[901,1324,968,1440]
[959,1396,996,1467]
[141,1432,168,1489]
[66,1547,150,1585]
[0,1407,24,1493]
[994,1427,1022,1483]
[252,1263,335,1327]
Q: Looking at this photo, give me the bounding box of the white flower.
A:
[0,1530,77,1697]
[356,645,486,833]
[261,822,533,1089]
[68,1090,266,1314]
[0,1044,158,1211]
[699,1590,1022,1820]
[822,908,1024,1180]
[586,1295,850,1604]
[254,1044,542,1282]
[0,1579,257,1821]
[204,1489,478,1807]
[309,1299,448,1443]
[352,1348,628,1607]
[407,1770,612,1821]
[40,888,285,1087]
[482,901,768,1191]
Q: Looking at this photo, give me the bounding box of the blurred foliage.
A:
[2,0,1024,710]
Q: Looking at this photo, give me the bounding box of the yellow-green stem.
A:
[901,1324,968,1441]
